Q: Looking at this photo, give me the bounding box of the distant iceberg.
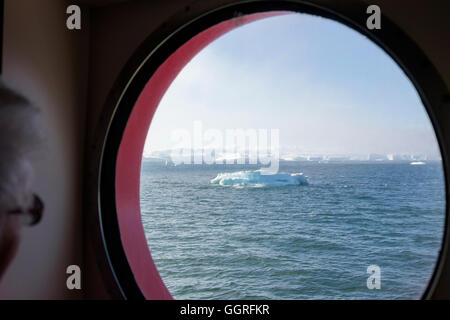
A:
[410,161,426,165]
[210,170,308,187]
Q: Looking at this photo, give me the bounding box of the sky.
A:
[143,13,441,159]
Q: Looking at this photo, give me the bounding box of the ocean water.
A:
[140,161,446,299]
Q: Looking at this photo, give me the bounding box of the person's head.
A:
[0,80,44,280]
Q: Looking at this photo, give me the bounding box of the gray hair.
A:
[0,80,43,223]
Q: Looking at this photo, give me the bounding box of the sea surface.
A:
[140,161,446,299]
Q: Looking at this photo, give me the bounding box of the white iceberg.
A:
[410,161,426,165]
[210,170,308,187]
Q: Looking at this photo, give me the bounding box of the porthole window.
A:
[97,2,449,300]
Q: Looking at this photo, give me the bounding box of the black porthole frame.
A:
[95,0,450,299]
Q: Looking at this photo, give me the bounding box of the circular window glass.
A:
[136,12,446,299]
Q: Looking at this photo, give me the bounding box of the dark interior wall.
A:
[372,0,450,88]
[0,0,89,299]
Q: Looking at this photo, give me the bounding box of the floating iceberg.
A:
[410,161,426,165]
[210,170,308,187]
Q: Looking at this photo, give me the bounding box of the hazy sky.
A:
[143,13,440,157]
